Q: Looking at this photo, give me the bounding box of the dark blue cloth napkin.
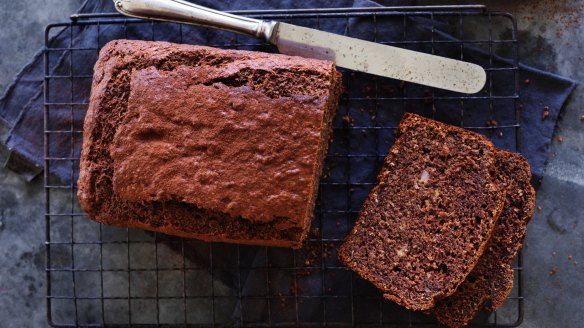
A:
[0,0,577,186]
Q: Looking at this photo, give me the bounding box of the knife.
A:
[114,0,486,94]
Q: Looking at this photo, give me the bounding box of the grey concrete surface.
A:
[0,0,86,92]
[0,0,582,327]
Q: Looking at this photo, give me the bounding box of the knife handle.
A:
[114,0,277,40]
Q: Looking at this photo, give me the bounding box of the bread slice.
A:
[78,40,342,248]
[432,151,535,327]
[338,113,505,310]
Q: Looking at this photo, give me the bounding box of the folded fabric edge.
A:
[532,78,578,189]
[2,150,43,182]
[2,87,44,181]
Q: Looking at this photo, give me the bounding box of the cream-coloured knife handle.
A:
[114,0,277,39]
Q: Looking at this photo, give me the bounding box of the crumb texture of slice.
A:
[432,151,535,328]
[339,113,505,310]
[77,40,342,248]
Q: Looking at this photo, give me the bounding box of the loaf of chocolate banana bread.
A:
[78,40,342,248]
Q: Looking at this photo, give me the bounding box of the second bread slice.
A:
[339,113,505,310]
[431,150,535,327]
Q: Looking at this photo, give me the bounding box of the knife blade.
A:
[272,23,485,94]
[115,0,486,94]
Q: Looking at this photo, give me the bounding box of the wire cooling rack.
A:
[44,5,523,327]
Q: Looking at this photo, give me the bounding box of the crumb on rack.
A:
[311,227,320,238]
[382,84,395,95]
[524,79,530,85]
[289,284,301,296]
[486,119,498,127]
[424,90,433,105]
[323,241,334,258]
[342,115,352,124]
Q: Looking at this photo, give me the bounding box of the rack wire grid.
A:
[44,5,523,327]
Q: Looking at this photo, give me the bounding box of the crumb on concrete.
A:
[580,115,584,121]
[556,135,564,143]
[537,206,542,213]
[542,106,550,119]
